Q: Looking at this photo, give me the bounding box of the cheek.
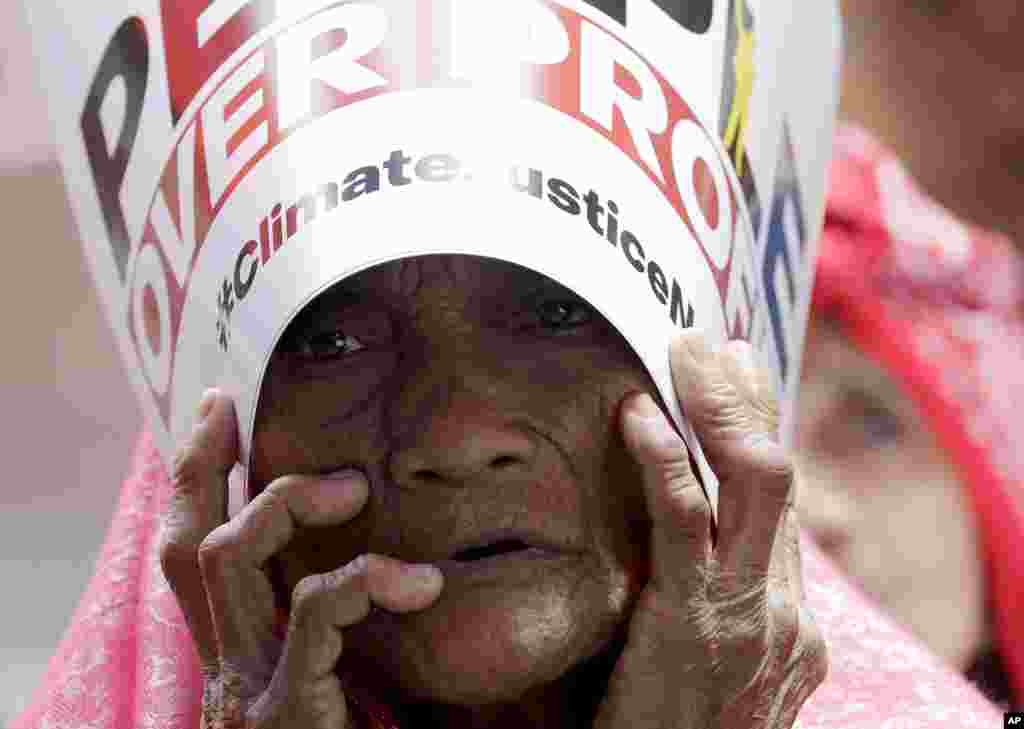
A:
[251,380,386,481]
[555,368,653,599]
[249,384,393,597]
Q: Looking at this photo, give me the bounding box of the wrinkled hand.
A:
[595,333,827,729]
[158,391,444,728]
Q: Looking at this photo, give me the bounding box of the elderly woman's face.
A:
[250,255,653,706]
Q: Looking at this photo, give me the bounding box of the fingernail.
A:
[403,563,444,591]
[324,468,367,483]
[197,388,219,420]
[323,468,369,496]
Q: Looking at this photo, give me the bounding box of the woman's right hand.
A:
[158,389,444,728]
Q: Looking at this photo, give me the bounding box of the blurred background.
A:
[0,4,142,724]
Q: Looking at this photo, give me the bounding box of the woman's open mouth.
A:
[438,533,576,581]
[452,538,532,562]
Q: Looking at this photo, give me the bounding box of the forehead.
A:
[306,255,570,312]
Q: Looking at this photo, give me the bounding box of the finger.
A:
[669,333,794,576]
[721,339,796,576]
[620,392,712,599]
[253,558,369,728]
[159,388,238,671]
[718,338,781,443]
[275,555,442,700]
[198,470,370,674]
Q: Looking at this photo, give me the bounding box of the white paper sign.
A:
[24,0,840,516]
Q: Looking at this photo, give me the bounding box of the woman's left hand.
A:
[595,332,827,729]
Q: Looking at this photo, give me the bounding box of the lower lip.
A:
[437,547,574,581]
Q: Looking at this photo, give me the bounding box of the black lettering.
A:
[620,230,645,272]
[80,17,149,282]
[670,279,695,328]
[384,149,412,186]
[510,166,543,198]
[649,0,713,34]
[415,153,460,182]
[606,200,619,245]
[583,190,605,237]
[288,182,340,236]
[647,260,668,305]
[547,177,581,215]
[580,0,712,34]
[580,0,626,24]
[234,240,259,300]
[343,166,381,201]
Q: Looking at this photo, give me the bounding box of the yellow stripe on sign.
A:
[723,0,755,177]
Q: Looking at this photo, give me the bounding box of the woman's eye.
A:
[834,389,908,449]
[852,398,907,445]
[535,299,592,330]
[296,330,366,361]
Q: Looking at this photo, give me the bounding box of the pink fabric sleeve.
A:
[798,533,1003,727]
[12,433,1004,728]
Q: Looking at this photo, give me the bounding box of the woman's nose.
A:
[388,409,537,488]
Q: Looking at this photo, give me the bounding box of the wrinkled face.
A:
[250,255,653,706]
[794,316,988,670]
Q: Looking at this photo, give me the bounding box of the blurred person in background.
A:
[840,0,1024,250]
[796,0,1024,708]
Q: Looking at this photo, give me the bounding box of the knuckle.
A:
[292,572,331,619]
[739,437,796,496]
[258,478,301,518]
[264,473,303,498]
[251,476,305,522]
[171,440,209,496]
[291,558,371,628]
[663,477,711,524]
[197,529,236,577]
[775,603,830,694]
[708,573,767,628]
[690,378,747,431]
[749,386,781,435]
[658,455,699,494]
